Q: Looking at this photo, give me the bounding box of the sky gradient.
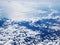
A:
[0,0,60,21]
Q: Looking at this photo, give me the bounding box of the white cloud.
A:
[49,26,60,31]
[0,0,60,21]
[0,0,37,21]
[0,19,40,45]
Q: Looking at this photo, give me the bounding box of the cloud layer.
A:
[0,0,60,21]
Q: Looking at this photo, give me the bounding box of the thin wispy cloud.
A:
[0,0,60,21]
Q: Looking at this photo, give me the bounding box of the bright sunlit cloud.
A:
[0,0,60,21]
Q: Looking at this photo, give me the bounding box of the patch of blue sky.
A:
[51,5,60,11]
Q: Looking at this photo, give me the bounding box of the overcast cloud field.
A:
[0,0,60,45]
